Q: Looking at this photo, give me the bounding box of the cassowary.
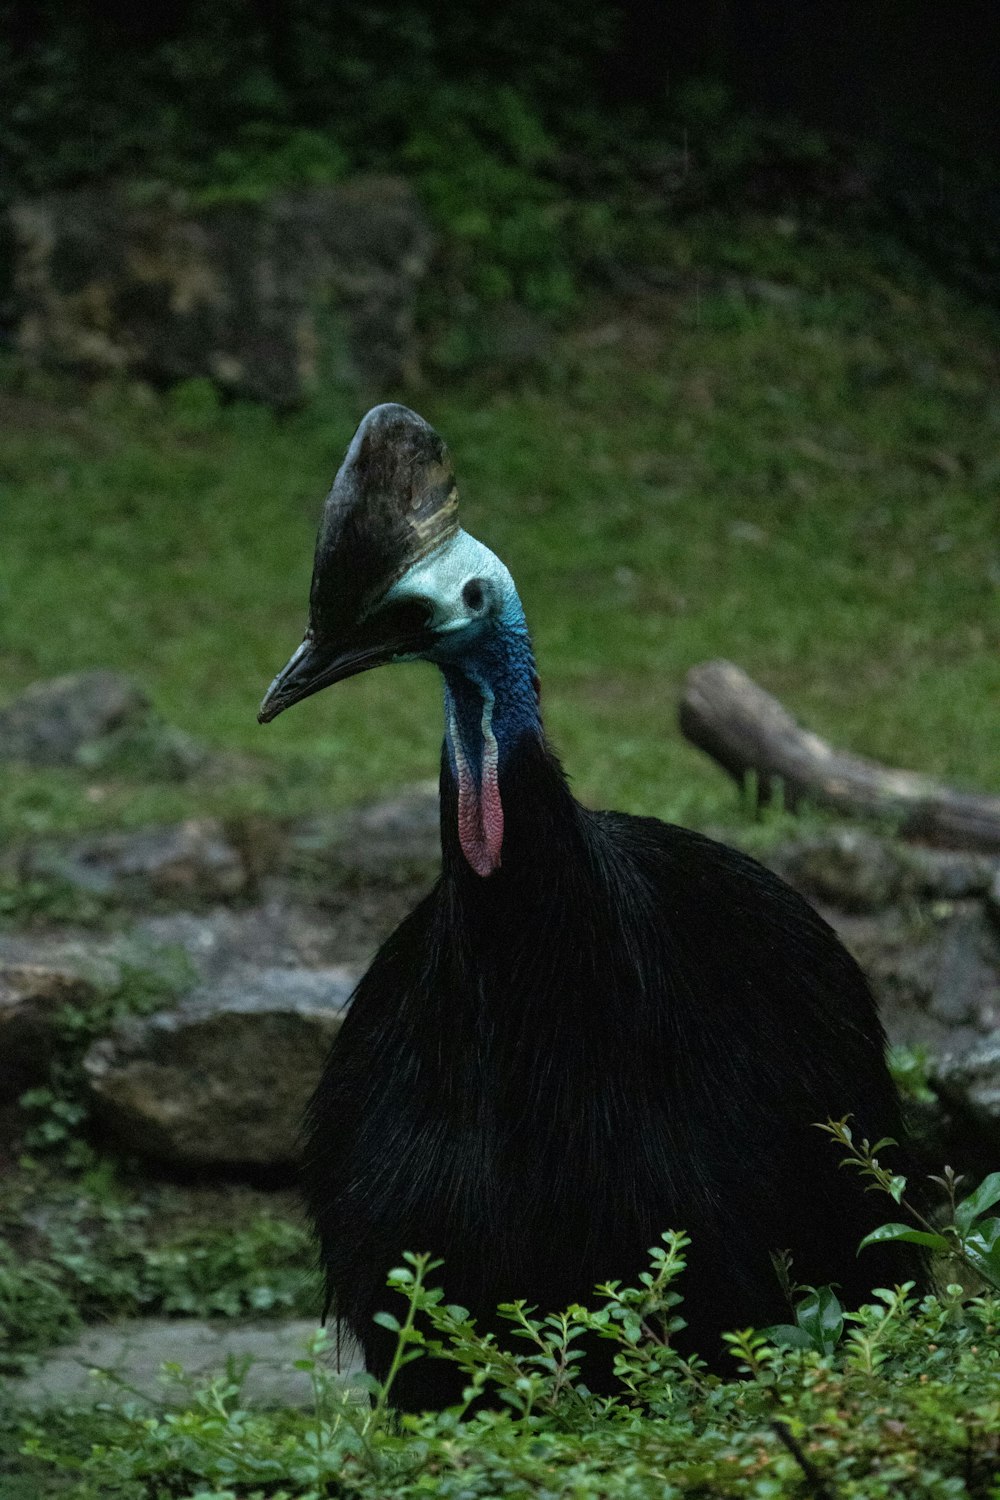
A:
[259,403,915,1408]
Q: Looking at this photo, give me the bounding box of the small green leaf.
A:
[955,1172,1000,1235]
[766,1323,813,1349]
[963,1218,1000,1290]
[805,1285,845,1352]
[858,1224,950,1252]
[372,1311,401,1332]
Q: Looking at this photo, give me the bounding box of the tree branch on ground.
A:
[679,660,1000,851]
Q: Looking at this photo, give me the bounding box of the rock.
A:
[0,670,210,779]
[29,819,249,906]
[927,910,1000,1030]
[83,966,358,1166]
[290,781,440,890]
[771,830,1000,913]
[908,848,1000,901]
[9,179,432,405]
[0,962,104,1100]
[0,931,122,979]
[131,898,366,975]
[828,903,1000,1058]
[770,830,911,912]
[77,718,210,781]
[0,671,147,767]
[5,1317,362,1409]
[988,867,1000,930]
[935,1039,1000,1151]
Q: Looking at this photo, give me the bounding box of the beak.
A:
[257,635,394,723]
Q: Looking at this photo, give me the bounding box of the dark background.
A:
[2,0,997,312]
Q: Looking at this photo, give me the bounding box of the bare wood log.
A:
[679,660,1000,852]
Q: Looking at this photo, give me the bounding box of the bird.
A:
[259,402,917,1409]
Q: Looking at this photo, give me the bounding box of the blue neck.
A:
[440,607,541,783]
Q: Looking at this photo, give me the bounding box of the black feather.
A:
[301,734,918,1409]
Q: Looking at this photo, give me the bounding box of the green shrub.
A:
[12,1238,1000,1498]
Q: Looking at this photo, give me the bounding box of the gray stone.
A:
[4,1317,363,1409]
[927,910,1000,1030]
[828,903,1000,1058]
[908,848,1000,901]
[0,932,122,985]
[9,179,432,405]
[770,832,1000,914]
[0,670,211,779]
[291,781,440,889]
[0,671,147,767]
[29,819,248,906]
[0,962,103,1100]
[770,830,911,912]
[83,966,357,1166]
[935,1039,1000,1149]
[131,896,369,974]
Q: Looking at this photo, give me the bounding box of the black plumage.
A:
[260,404,916,1410]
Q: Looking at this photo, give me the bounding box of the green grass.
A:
[1,216,998,843]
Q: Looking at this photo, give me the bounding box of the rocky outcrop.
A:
[830,904,1000,1059]
[9,179,432,404]
[0,961,105,1097]
[0,670,207,779]
[27,820,249,906]
[288,781,440,890]
[83,966,357,1166]
[0,671,140,767]
[765,829,1000,1160]
[769,829,1000,913]
[936,1038,1000,1154]
[6,1317,362,1410]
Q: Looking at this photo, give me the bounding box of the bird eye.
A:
[379,597,434,638]
[462,579,486,612]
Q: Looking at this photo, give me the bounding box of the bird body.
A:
[260,405,915,1408]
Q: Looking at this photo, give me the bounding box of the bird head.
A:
[258,404,514,723]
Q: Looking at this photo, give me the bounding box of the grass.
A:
[1,214,998,852]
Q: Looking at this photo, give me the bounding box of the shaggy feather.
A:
[302,734,917,1409]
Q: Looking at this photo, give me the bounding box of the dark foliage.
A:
[2,0,998,315]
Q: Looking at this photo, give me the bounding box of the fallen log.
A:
[679,660,1000,852]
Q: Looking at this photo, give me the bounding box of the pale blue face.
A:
[384,529,527,666]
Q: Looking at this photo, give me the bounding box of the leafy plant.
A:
[0,1243,81,1370]
[766,1282,845,1357]
[820,1117,1000,1293]
[11,1237,1000,1498]
[0,873,110,927]
[887,1042,938,1106]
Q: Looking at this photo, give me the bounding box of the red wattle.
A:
[457,759,504,877]
[447,691,504,878]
